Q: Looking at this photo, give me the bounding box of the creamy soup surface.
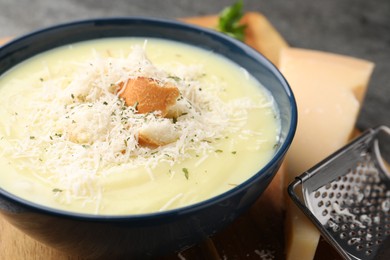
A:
[0,38,280,215]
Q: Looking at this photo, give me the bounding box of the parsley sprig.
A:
[217,0,246,41]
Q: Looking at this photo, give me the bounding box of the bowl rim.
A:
[0,16,297,221]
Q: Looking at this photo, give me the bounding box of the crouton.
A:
[138,120,180,148]
[119,77,180,117]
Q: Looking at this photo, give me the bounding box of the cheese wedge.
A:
[183,12,288,67]
[0,37,11,45]
[279,47,374,260]
[280,48,374,180]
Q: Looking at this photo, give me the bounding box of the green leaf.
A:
[218,0,246,41]
[182,168,189,180]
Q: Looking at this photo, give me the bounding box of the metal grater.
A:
[288,126,390,260]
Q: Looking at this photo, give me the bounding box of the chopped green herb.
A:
[103,101,108,105]
[71,93,75,99]
[231,151,237,154]
[182,168,189,180]
[52,188,63,193]
[218,0,246,41]
[29,136,35,140]
[215,149,223,153]
[168,75,181,82]
[133,101,139,110]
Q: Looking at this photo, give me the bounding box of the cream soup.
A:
[0,38,279,215]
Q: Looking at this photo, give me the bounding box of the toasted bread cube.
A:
[138,120,179,148]
[119,77,180,117]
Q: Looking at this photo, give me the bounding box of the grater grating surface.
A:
[288,126,390,260]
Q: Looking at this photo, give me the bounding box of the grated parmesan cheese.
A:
[254,249,275,260]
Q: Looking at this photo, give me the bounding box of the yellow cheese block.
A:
[183,12,288,67]
[280,48,374,103]
[0,37,11,45]
[279,47,374,260]
[285,199,320,260]
[280,48,374,180]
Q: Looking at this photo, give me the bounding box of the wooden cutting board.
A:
[0,13,341,259]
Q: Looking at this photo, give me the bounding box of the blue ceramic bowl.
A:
[0,18,297,258]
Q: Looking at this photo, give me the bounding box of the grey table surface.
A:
[0,0,389,131]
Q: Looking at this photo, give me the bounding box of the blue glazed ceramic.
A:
[0,17,297,258]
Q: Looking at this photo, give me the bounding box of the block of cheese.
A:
[280,48,374,180]
[0,37,11,45]
[279,47,374,260]
[285,198,320,260]
[183,12,288,67]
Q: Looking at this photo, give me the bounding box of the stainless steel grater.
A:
[288,126,390,260]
